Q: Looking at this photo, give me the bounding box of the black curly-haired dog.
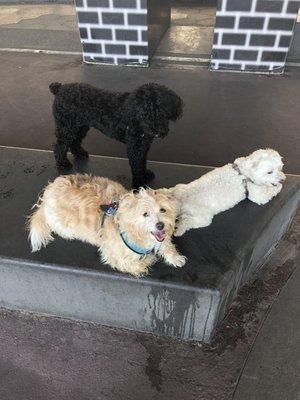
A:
[49,82,183,188]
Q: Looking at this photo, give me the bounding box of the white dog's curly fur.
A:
[161,149,285,237]
[28,174,186,276]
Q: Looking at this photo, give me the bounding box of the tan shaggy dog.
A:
[28,174,186,276]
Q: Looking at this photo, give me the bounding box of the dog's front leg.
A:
[158,239,186,268]
[126,136,154,189]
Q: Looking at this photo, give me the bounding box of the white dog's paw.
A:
[168,254,187,268]
[174,226,186,237]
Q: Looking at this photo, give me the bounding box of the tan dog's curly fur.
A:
[28,174,186,276]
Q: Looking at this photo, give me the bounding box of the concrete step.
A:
[151,53,210,69]
[0,146,299,343]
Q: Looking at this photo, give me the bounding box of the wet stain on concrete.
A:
[0,189,13,199]
[205,258,296,355]
[36,164,49,176]
[0,171,9,179]
[23,166,35,174]
[148,287,200,340]
[137,335,164,392]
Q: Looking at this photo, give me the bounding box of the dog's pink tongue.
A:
[154,230,166,242]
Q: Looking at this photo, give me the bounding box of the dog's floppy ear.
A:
[155,188,175,201]
[123,84,183,137]
[234,156,246,169]
[235,154,261,179]
[118,191,137,208]
[234,156,246,176]
[121,92,153,135]
[165,91,184,121]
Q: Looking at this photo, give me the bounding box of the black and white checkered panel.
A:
[75,0,148,66]
[211,0,300,72]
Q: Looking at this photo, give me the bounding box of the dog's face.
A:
[235,149,285,187]
[116,188,177,244]
[126,83,183,138]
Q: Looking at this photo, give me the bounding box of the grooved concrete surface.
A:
[0,52,300,174]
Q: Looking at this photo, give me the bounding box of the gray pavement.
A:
[0,5,81,52]
[0,52,300,174]
[234,266,300,400]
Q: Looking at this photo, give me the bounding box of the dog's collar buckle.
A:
[100,201,118,216]
[100,202,119,229]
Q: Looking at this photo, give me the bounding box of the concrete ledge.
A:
[0,147,299,342]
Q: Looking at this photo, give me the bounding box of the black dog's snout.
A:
[156,222,165,231]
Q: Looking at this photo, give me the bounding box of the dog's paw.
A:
[132,180,147,190]
[164,253,186,268]
[74,149,89,160]
[144,169,155,182]
[170,254,187,268]
[57,159,73,170]
[174,227,186,237]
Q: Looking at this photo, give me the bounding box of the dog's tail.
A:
[28,206,53,252]
[49,82,62,95]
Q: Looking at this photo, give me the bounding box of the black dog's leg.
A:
[54,139,73,170]
[142,140,155,183]
[127,137,154,189]
[53,121,77,170]
[70,126,90,160]
[144,168,155,183]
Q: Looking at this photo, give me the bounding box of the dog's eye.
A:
[160,208,166,213]
[143,212,149,217]
[267,171,273,174]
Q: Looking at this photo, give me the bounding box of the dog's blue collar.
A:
[120,231,154,256]
[100,202,154,256]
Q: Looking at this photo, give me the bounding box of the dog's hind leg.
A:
[141,139,155,183]
[54,139,73,170]
[174,212,213,237]
[53,121,76,170]
[70,125,90,160]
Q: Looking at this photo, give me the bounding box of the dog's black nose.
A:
[156,222,165,231]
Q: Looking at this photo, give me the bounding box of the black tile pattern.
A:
[102,12,124,24]
[250,34,276,46]
[256,0,283,12]
[211,0,300,73]
[227,0,252,11]
[79,27,88,39]
[222,33,247,45]
[91,28,112,39]
[87,0,109,6]
[75,0,148,65]
[115,29,138,40]
[239,17,265,29]
[113,0,136,7]
[78,11,99,24]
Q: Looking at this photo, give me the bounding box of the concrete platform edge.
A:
[0,256,220,343]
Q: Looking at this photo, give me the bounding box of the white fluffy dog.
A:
[28,174,186,276]
[162,149,285,237]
